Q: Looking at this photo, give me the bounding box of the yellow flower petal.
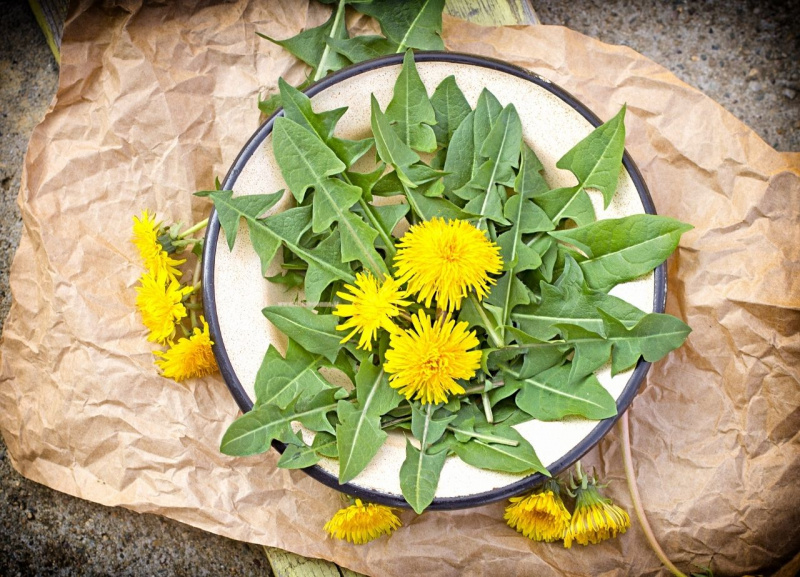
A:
[155,318,217,381]
[135,269,193,344]
[563,484,631,548]
[505,486,571,542]
[384,310,480,405]
[324,499,401,545]
[393,217,502,312]
[333,272,410,350]
[132,210,185,279]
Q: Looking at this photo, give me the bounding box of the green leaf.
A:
[336,400,388,483]
[346,165,385,203]
[386,51,437,152]
[277,441,322,469]
[355,361,401,417]
[219,404,299,456]
[548,214,693,292]
[405,187,475,222]
[513,255,646,341]
[278,78,373,168]
[533,185,596,228]
[430,75,471,147]
[325,35,399,64]
[219,389,340,457]
[370,95,420,186]
[400,404,455,513]
[558,309,692,379]
[399,438,447,514]
[262,306,342,363]
[254,340,335,410]
[294,388,342,434]
[311,431,339,458]
[453,426,548,475]
[557,105,627,209]
[257,3,350,80]
[442,89,502,193]
[262,206,354,293]
[454,104,522,228]
[208,190,284,251]
[356,0,446,52]
[265,270,304,290]
[508,364,617,421]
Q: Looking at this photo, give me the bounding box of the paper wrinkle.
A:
[0,2,798,576]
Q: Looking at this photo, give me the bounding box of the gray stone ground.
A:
[0,1,796,575]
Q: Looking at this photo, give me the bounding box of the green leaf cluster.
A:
[215,51,692,514]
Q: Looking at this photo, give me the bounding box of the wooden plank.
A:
[445,0,540,26]
[264,546,367,577]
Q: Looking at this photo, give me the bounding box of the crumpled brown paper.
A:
[1,1,798,575]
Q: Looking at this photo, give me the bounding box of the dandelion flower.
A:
[394,217,502,311]
[132,210,184,278]
[155,318,217,381]
[324,499,401,545]
[384,310,480,405]
[505,481,571,542]
[333,272,411,350]
[564,483,631,548]
[135,269,193,343]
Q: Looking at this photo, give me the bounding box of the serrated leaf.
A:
[370,203,409,243]
[355,361,401,417]
[549,214,693,292]
[325,35,399,63]
[386,51,437,152]
[443,89,503,193]
[557,105,627,209]
[262,306,342,362]
[557,309,691,380]
[220,390,340,457]
[485,273,530,332]
[453,426,548,475]
[405,187,474,222]
[430,75,471,147]
[254,341,335,409]
[410,404,456,446]
[277,441,322,469]
[533,185,597,228]
[258,2,350,81]
[279,78,373,168]
[509,364,617,421]
[454,104,522,229]
[513,255,646,340]
[371,95,420,187]
[311,431,339,458]
[336,400,388,483]
[265,270,304,290]
[294,388,341,434]
[346,165,385,203]
[208,190,284,251]
[356,0,445,51]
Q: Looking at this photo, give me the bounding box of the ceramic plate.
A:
[202,52,665,509]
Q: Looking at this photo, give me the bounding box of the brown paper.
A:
[1,1,798,575]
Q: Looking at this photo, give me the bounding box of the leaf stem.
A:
[481,392,494,424]
[381,415,411,430]
[468,294,504,348]
[446,426,519,447]
[619,412,688,577]
[312,0,346,82]
[459,381,503,396]
[178,218,209,239]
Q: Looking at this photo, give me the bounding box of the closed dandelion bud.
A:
[505,480,571,542]
[564,463,631,548]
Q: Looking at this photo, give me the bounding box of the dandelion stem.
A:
[178,218,209,239]
[481,392,494,424]
[446,426,518,447]
[619,411,688,577]
[381,415,411,430]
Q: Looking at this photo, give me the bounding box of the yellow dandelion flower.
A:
[154,318,217,381]
[384,310,480,405]
[333,272,411,350]
[132,210,184,278]
[393,217,503,312]
[506,481,572,542]
[564,483,631,548]
[324,499,401,545]
[135,269,193,344]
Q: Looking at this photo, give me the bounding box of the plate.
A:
[202,52,664,510]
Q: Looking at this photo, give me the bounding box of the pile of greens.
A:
[209,50,691,514]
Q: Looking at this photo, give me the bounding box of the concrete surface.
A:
[0,1,796,575]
